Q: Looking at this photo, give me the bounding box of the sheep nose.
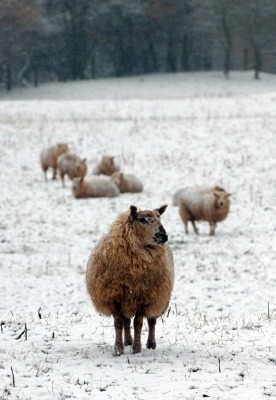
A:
[154,226,168,245]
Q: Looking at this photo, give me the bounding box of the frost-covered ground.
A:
[0,71,276,400]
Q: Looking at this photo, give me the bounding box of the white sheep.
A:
[40,143,69,181]
[57,152,88,187]
[111,172,143,193]
[172,188,186,206]
[86,204,174,355]
[93,155,120,176]
[178,185,231,235]
[72,177,120,198]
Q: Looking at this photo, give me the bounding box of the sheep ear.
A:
[157,204,168,215]
[82,158,87,162]
[227,193,231,197]
[130,205,138,219]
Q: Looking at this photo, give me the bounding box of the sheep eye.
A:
[139,216,148,225]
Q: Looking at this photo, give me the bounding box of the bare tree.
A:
[0,0,38,89]
[233,0,276,79]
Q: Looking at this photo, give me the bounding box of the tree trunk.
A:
[33,66,38,87]
[4,63,12,91]
[224,46,231,78]
[243,48,249,70]
[221,7,232,78]
[253,46,262,79]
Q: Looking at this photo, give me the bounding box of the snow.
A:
[0,71,276,399]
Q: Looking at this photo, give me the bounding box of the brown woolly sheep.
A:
[178,185,231,235]
[57,152,88,187]
[72,177,120,199]
[93,155,120,176]
[86,204,174,356]
[40,143,69,181]
[111,171,143,193]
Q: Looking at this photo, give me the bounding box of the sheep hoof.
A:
[113,345,124,356]
[124,338,133,346]
[132,345,142,354]
[146,340,156,350]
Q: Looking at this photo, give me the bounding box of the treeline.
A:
[0,0,275,90]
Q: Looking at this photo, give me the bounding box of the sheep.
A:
[72,177,120,198]
[93,155,120,176]
[40,143,69,181]
[86,204,174,356]
[57,152,88,187]
[172,188,186,206]
[111,171,143,193]
[178,185,231,235]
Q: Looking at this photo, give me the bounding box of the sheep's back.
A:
[179,187,208,218]
[120,174,143,193]
[74,178,119,198]
[87,178,119,197]
[172,188,186,206]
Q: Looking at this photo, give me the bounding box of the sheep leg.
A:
[209,222,216,236]
[123,316,133,346]
[60,174,65,188]
[184,222,189,234]
[132,313,144,354]
[146,318,156,349]
[191,219,199,234]
[52,168,57,180]
[113,312,124,356]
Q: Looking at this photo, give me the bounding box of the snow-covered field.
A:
[0,71,276,399]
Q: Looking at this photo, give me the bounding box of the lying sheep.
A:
[178,185,231,235]
[40,143,69,181]
[86,204,174,356]
[72,177,120,198]
[93,155,120,176]
[111,172,143,193]
[57,152,87,187]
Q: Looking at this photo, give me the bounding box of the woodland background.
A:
[0,0,275,92]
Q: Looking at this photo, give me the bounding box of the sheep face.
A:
[56,143,69,154]
[111,172,122,187]
[213,191,231,209]
[129,205,168,247]
[75,158,87,178]
[72,177,84,195]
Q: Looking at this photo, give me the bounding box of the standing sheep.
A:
[72,177,120,198]
[86,204,174,356]
[93,155,120,176]
[178,185,231,235]
[172,188,186,206]
[40,143,69,181]
[111,171,143,193]
[57,152,88,187]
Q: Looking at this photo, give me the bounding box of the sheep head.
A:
[129,205,168,248]
[213,191,231,209]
